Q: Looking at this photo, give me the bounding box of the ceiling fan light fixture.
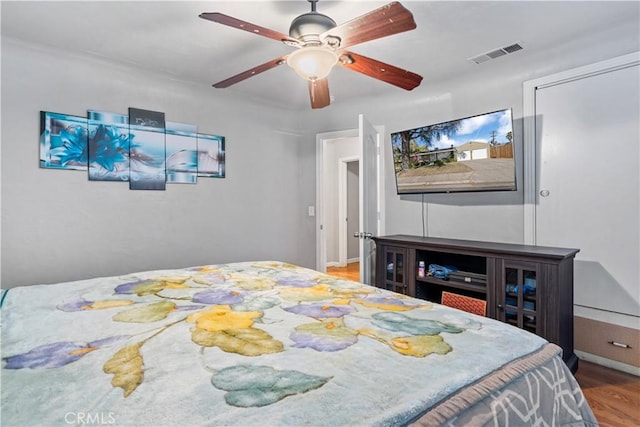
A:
[202,1,422,108]
[287,46,338,81]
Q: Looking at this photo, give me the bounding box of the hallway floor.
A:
[326,262,359,282]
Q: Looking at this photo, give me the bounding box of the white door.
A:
[358,114,380,285]
[528,56,639,317]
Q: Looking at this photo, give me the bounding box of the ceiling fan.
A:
[199,1,423,109]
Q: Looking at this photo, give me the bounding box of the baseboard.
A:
[328,259,359,268]
[576,350,640,377]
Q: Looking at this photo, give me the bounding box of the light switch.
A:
[308,206,315,217]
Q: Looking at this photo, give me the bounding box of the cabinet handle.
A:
[497,304,504,310]
[609,341,632,349]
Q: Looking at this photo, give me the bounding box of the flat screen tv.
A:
[390,108,516,194]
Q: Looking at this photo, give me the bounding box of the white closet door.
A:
[534,62,639,317]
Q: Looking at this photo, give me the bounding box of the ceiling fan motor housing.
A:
[289,12,336,44]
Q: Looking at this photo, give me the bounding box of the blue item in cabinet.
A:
[505,278,536,295]
[428,264,458,279]
[506,297,535,310]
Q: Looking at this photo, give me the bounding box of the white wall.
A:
[1,39,309,288]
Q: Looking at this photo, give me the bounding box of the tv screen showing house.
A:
[390,108,516,194]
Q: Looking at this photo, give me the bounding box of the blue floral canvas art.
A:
[39,108,225,189]
[39,111,88,170]
[87,110,131,181]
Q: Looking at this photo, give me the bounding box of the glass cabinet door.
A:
[384,247,407,294]
[500,261,539,334]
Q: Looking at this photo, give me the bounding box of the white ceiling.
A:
[2,1,639,110]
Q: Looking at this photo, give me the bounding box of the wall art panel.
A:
[197,133,226,178]
[39,108,225,190]
[87,110,130,181]
[39,111,88,170]
[128,108,166,191]
[166,122,198,184]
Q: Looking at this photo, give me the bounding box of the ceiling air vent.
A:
[486,49,507,59]
[503,43,523,54]
[469,42,523,65]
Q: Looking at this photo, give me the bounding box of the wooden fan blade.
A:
[309,78,330,109]
[321,2,416,49]
[213,55,288,88]
[337,51,422,90]
[199,12,298,45]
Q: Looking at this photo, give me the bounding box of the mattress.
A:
[0,261,596,426]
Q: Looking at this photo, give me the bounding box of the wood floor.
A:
[325,263,640,426]
[326,262,360,282]
[574,360,640,426]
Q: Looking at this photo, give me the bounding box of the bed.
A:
[1,261,596,426]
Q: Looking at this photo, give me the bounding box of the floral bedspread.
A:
[1,261,551,426]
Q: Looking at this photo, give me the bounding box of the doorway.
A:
[315,116,385,284]
[327,158,360,282]
[316,134,359,272]
[339,158,360,267]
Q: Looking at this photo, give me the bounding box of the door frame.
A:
[315,126,385,273]
[316,129,357,272]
